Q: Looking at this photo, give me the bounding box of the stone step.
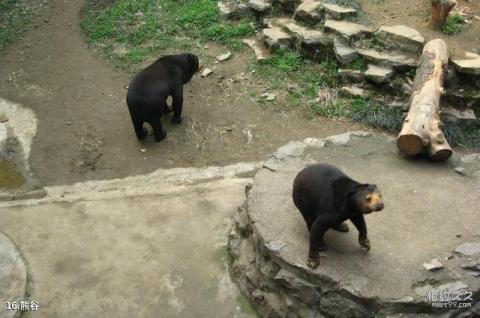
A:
[323,19,373,40]
[375,25,424,54]
[218,0,250,19]
[273,18,330,47]
[333,38,358,65]
[338,69,364,83]
[340,85,368,98]
[357,48,418,69]
[294,0,323,23]
[248,0,272,13]
[321,3,357,20]
[452,53,480,76]
[364,64,394,84]
[242,37,272,61]
[262,27,292,51]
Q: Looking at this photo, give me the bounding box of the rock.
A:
[278,0,302,12]
[423,258,443,271]
[351,131,372,137]
[242,38,271,61]
[338,69,364,83]
[461,153,480,163]
[375,25,424,54]
[265,240,287,254]
[216,52,232,62]
[248,0,271,12]
[201,68,213,77]
[321,3,357,20]
[357,48,418,69]
[261,93,276,101]
[218,0,250,19]
[303,137,326,148]
[455,242,480,256]
[415,281,468,297]
[280,21,330,46]
[324,19,373,39]
[364,64,394,83]
[340,86,368,98]
[274,269,320,305]
[454,167,466,175]
[451,52,480,75]
[391,296,415,303]
[277,141,306,157]
[262,27,292,51]
[294,0,323,23]
[325,133,351,146]
[441,107,476,124]
[334,38,358,65]
[461,261,480,272]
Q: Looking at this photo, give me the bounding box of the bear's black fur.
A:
[292,163,384,269]
[126,53,200,142]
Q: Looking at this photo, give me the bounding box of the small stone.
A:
[216,52,232,62]
[456,234,462,238]
[277,141,306,156]
[326,133,351,146]
[454,167,466,175]
[67,22,72,26]
[265,240,287,254]
[423,258,443,271]
[260,93,276,101]
[140,148,146,153]
[44,18,49,23]
[455,242,480,256]
[338,69,364,83]
[392,296,415,303]
[66,121,71,126]
[201,68,213,77]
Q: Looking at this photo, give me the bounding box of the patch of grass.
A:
[345,57,366,71]
[443,122,480,149]
[442,14,465,35]
[81,0,255,68]
[347,97,404,131]
[235,294,258,316]
[0,0,36,50]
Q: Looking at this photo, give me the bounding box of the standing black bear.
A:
[292,164,384,269]
[126,53,200,142]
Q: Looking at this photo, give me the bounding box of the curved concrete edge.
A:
[228,132,479,318]
[0,231,28,318]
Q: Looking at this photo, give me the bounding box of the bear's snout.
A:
[374,202,384,211]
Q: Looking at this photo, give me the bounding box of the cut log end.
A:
[397,134,424,156]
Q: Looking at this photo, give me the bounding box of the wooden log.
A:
[431,0,458,30]
[397,39,453,161]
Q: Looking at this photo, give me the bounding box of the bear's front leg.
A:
[171,87,183,124]
[351,214,370,251]
[307,217,330,269]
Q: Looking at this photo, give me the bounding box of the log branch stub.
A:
[431,0,458,30]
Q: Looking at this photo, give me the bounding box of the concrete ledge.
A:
[229,132,480,317]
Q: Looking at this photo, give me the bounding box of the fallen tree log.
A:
[397,39,452,161]
[431,0,458,30]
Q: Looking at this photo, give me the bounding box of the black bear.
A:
[292,164,384,269]
[126,53,200,142]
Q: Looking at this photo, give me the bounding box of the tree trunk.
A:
[431,0,458,30]
[397,39,452,161]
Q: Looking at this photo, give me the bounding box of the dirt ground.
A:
[357,0,480,58]
[0,0,363,187]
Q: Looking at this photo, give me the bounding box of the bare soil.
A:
[357,0,480,58]
[0,0,363,186]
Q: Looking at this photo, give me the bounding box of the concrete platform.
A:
[0,164,259,318]
[229,133,480,317]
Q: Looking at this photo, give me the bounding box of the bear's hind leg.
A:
[150,118,167,142]
[132,116,147,140]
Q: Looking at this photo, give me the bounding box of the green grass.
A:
[81,0,254,68]
[0,0,36,50]
[442,13,465,35]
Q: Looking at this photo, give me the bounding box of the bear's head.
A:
[183,53,201,74]
[348,184,384,214]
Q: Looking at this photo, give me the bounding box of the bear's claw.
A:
[359,237,371,251]
[307,255,320,269]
